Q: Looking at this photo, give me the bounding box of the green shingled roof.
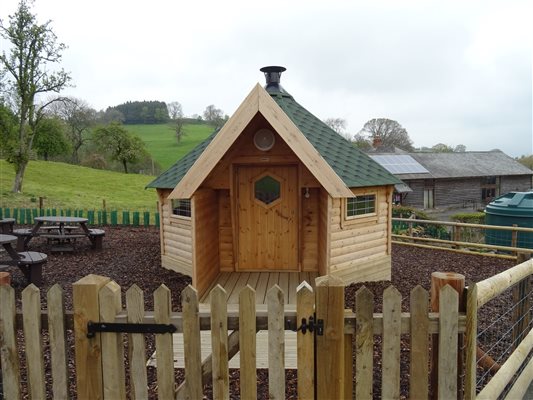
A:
[146,88,400,190]
[270,91,400,188]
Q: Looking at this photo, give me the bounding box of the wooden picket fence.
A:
[0,270,533,399]
[0,274,476,399]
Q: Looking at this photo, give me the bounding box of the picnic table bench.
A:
[13,216,105,252]
[0,234,47,286]
[0,218,15,234]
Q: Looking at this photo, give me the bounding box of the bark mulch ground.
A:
[2,226,517,399]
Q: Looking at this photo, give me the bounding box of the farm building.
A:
[370,151,533,209]
[147,67,400,297]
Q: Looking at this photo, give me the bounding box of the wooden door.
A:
[236,165,298,270]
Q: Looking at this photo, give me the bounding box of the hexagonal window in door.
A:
[254,175,281,206]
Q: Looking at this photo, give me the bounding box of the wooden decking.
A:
[199,271,319,305]
[148,271,319,369]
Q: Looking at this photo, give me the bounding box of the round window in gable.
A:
[253,128,275,151]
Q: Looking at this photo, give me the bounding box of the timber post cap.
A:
[431,271,465,281]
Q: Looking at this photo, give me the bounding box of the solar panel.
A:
[370,155,429,174]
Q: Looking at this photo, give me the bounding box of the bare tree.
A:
[48,97,96,163]
[358,118,414,151]
[167,101,183,120]
[323,117,347,135]
[203,104,225,129]
[167,101,186,143]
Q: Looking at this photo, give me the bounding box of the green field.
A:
[126,123,214,170]
[0,123,214,212]
[0,160,158,211]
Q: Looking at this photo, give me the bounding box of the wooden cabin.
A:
[147,66,401,298]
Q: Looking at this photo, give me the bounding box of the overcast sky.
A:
[2,0,532,156]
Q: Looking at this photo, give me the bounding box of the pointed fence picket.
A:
[10,271,531,399]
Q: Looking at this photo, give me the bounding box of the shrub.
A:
[392,205,449,239]
[392,206,431,220]
[450,212,485,224]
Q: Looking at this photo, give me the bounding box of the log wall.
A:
[328,186,392,283]
[158,189,193,276]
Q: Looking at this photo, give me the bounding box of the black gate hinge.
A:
[286,316,324,336]
[87,321,177,338]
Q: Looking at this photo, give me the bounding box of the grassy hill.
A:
[126,123,214,170]
[0,160,158,211]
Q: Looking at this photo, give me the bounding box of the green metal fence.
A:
[0,207,160,227]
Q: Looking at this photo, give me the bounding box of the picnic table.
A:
[13,216,105,252]
[0,234,47,286]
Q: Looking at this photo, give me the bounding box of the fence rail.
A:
[465,255,533,399]
[0,207,160,227]
[392,217,533,260]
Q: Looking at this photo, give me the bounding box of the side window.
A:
[171,199,191,218]
[346,194,376,218]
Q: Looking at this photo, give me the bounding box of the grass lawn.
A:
[0,160,158,212]
[126,123,214,170]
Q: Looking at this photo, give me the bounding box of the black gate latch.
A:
[287,316,324,336]
[87,321,177,338]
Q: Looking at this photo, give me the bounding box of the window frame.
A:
[344,193,377,221]
[171,198,192,219]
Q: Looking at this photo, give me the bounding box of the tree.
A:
[358,118,414,151]
[203,104,225,129]
[351,133,372,152]
[431,143,454,153]
[93,122,148,173]
[48,97,96,163]
[430,143,467,153]
[167,101,183,120]
[0,0,71,192]
[517,154,533,170]
[33,117,70,160]
[97,108,125,124]
[323,117,347,135]
[167,101,186,143]
[0,102,17,156]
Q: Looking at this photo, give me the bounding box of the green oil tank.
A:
[485,191,533,249]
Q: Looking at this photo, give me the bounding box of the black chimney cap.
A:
[260,66,287,94]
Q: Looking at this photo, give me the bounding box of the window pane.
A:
[347,195,376,217]
[255,175,281,205]
[171,199,191,217]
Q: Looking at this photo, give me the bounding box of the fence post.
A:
[73,274,111,400]
[512,253,531,350]
[430,272,465,399]
[315,275,345,399]
[464,283,478,400]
